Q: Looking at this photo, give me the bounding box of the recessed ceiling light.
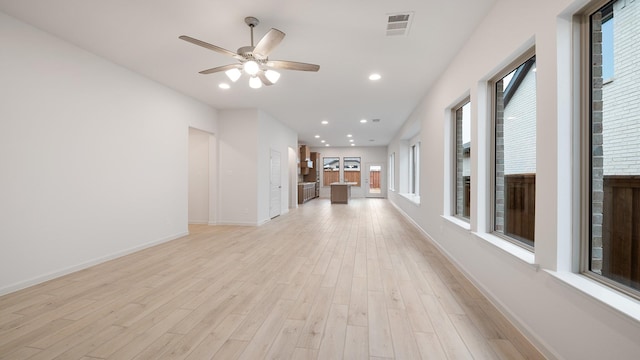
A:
[349,139,354,142]
[369,73,381,81]
[218,83,230,89]
[314,135,320,138]
[347,134,352,138]
[321,120,329,125]
[325,144,330,147]
[351,144,355,146]
[321,140,326,143]
[360,119,367,123]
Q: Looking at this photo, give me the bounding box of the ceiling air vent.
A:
[386,12,414,37]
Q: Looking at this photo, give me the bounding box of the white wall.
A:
[217,109,259,225]
[387,0,640,359]
[217,109,297,225]
[310,146,388,199]
[257,111,298,224]
[0,12,218,295]
[188,128,210,224]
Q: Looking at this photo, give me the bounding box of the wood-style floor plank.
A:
[0,198,545,359]
[343,325,369,359]
[367,291,394,358]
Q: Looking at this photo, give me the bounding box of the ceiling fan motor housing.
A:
[237,46,267,63]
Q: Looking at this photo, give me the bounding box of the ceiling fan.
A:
[179,16,320,89]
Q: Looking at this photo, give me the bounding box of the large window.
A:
[454,100,471,220]
[409,142,420,196]
[492,52,537,248]
[343,157,361,186]
[323,157,339,186]
[586,0,640,295]
[389,152,395,191]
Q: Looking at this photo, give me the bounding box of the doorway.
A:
[189,128,209,223]
[365,163,384,198]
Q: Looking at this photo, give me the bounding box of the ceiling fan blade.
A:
[253,28,285,58]
[199,64,240,75]
[258,71,274,86]
[179,35,239,58]
[267,60,320,72]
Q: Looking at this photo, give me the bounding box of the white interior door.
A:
[365,163,384,198]
[270,149,282,218]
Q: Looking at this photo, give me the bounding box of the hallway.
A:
[0,199,543,359]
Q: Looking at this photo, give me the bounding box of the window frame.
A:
[579,0,640,300]
[343,156,361,186]
[489,47,537,251]
[322,156,340,187]
[453,98,471,221]
[389,152,395,191]
[409,142,420,196]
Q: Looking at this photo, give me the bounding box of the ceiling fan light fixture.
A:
[265,70,281,84]
[243,60,260,75]
[225,68,241,82]
[249,76,262,89]
[180,17,320,90]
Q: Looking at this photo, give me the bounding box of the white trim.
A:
[473,232,537,268]
[0,231,188,296]
[399,193,421,205]
[389,200,554,359]
[546,270,640,324]
[217,221,262,226]
[441,215,471,231]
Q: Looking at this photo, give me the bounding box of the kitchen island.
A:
[330,182,356,204]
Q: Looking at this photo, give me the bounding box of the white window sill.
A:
[546,271,640,323]
[399,193,420,205]
[472,232,537,268]
[441,215,471,231]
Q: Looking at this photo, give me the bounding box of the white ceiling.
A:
[0,0,496,147]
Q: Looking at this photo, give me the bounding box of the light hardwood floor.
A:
[0,198,545,359]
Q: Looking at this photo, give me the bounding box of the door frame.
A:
[270,149,282,218]
[365,162,385,198]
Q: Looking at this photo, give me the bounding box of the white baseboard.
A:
[387,200,555,360]
[0,231,188,296]
[216,221,259,226]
